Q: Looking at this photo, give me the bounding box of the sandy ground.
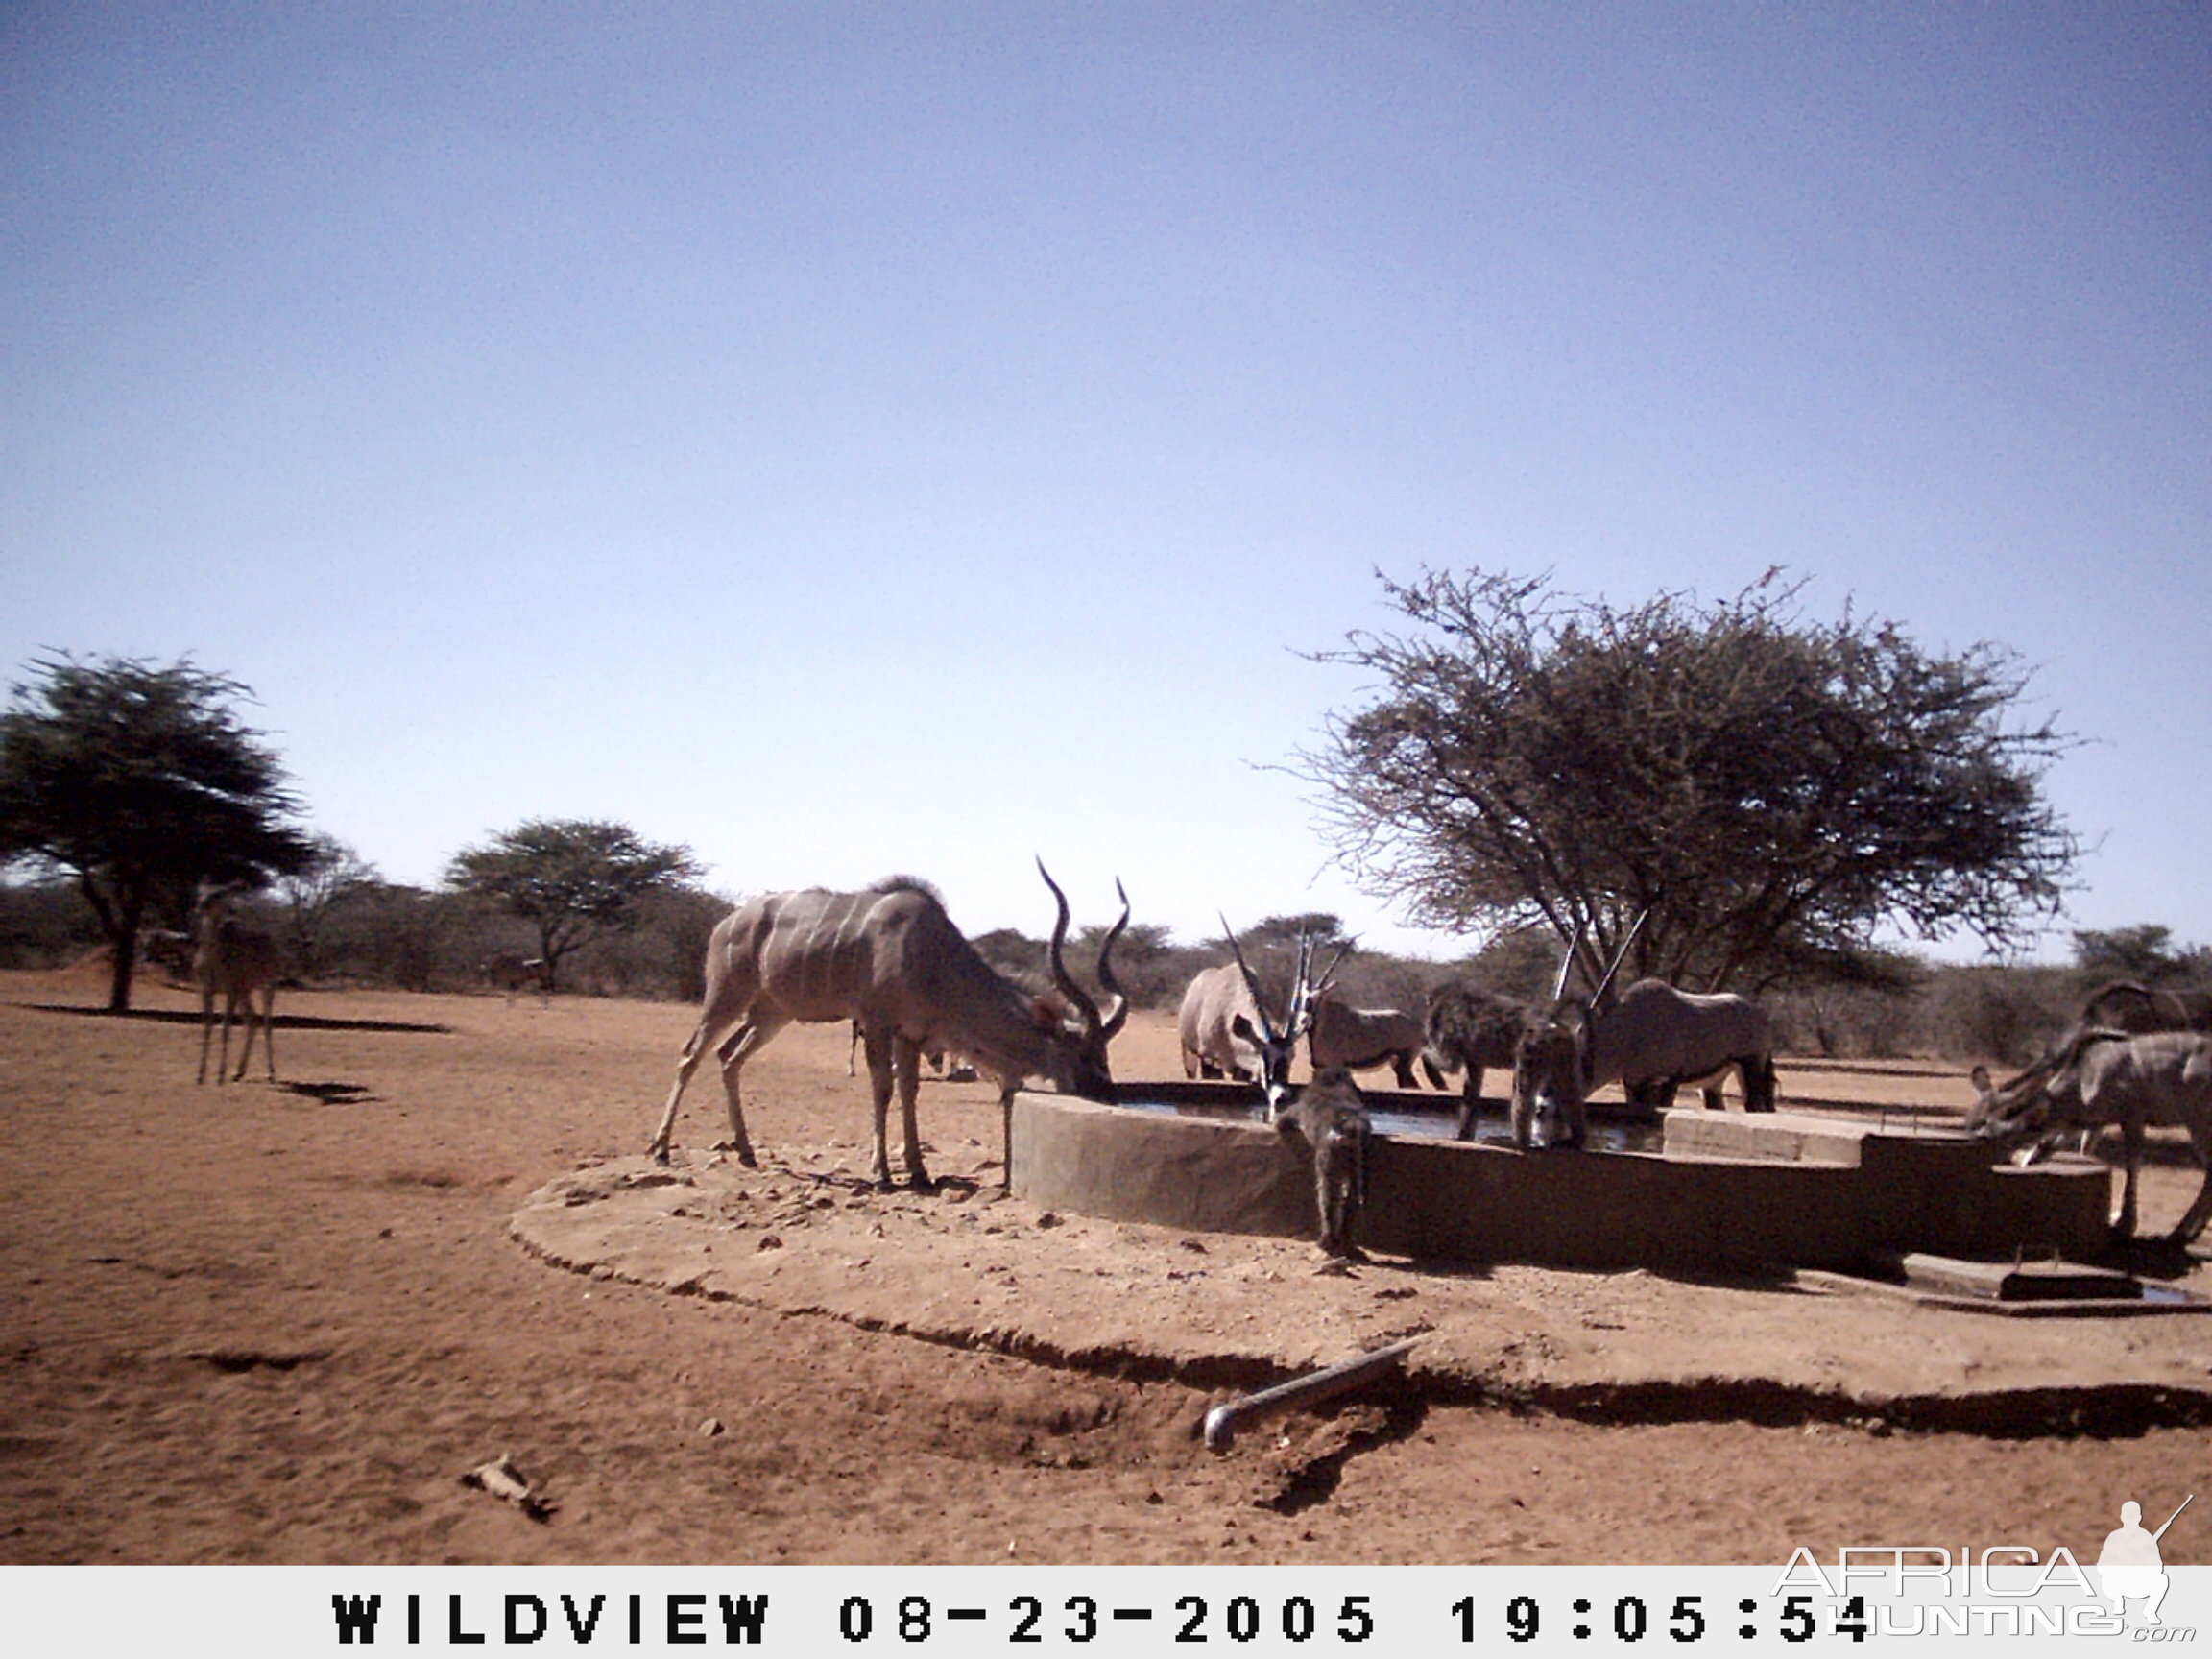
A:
[6,962,2212,1566]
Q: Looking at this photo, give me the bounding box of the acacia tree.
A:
[1241,913,1351,950]
[0,655,317,1010]
[445,818,702,992]
[1299,569,2080,991]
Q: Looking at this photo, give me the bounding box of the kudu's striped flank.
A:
[648,865,1128,1190]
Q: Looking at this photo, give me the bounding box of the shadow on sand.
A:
[15,1002,451,1036]
[277,1080,379,1106]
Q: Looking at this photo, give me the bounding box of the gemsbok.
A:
[1306,996,1431,1092]
[1969,1028,2212,1243]
[1177,926,1344,1113]
[1563,919,1776,1114]
[648,865,1128,1190]
[1511,916,1776,1150]
[1585,980,1777,1113]
[193,883,283,1085]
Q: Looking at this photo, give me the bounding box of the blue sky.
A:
[3,3,2205,961]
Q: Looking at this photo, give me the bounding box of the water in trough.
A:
[1118,1091,1665,1154]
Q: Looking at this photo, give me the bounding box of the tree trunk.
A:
[104,895,145,1014]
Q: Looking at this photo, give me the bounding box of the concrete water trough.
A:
[1006,1082,2110,1276]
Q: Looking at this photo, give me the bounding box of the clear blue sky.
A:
[4,4,2205,961]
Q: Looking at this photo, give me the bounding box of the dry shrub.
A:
[1911,965,2075,1067]
[1766,987,1915,1059]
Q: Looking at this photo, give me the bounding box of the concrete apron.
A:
[510,1142,2212,1424]
[1008,1094,2111,1274]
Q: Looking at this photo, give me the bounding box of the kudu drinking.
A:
[2074,980,2212,1040]
[649,865,1128,1190]
[1969,1028,2212,1243]
[2001,977,2212,1163]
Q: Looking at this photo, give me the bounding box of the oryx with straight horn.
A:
[1572,915,1777,1114]
[649,864,1129,1190]
[1511,912,1778,1150]
[1176,923,1348,1114]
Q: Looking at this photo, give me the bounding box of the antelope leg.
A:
[894,1032,931,1191]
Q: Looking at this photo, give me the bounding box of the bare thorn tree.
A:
[1297,569,2080,990]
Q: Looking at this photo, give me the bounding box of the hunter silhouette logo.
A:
[1776,1489,2200,1638]
[2099,1494,2191,1627]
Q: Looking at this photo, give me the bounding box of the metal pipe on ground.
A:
[1201,1336,1421,1453]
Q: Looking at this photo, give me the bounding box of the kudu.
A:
[648,865,1128,1190]
[1270,1066,1372,1260]
[1176,925,1345,1114]
[1306,997,1431,1091]
[2075,980,2212,1040]
[2001,978,2212,1163]
[1969,1028,2212,1243]
[193,883,283,1085]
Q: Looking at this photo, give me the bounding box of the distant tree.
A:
[0,655,316,1010]
[1065,917,1176,1009]
[1081,919,1171,960]
[646,883,733,1005]
[1299,569,2080,991]
[276,834,380,979]
[444,818,702,992]
[568,882,732,1002]
[1454,925,1569,1003]
[1243,913,1351,950]
[2071,925,2209,988]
